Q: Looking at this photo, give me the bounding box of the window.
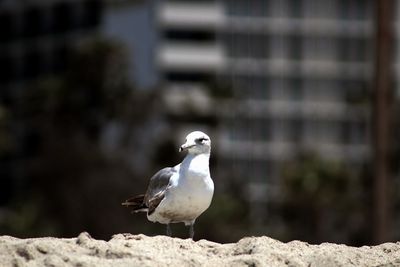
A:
[303,79,342,102]
[269,35,289,59]
[252,118,272,141]
[338,37,369,62]
[339,0,372,21]
[52,1,75,34]
[302,36,338,61]
[303,120,341,144]
[22,48,43,80]
[164,72,211,82]
[23,6,46,38]
[288,118,303,143]
[270,78,291,99]
[0,54,16,83]
[341,120,368,144]
[0,12,16,43]
[225,159,273,184]
[289,35,303,60]
[272,119,303,143]
[226,0,269,17]
[303,0,338,19]
[247,160,271,183]
[224,33,269,58]
[51,44,70,73]
[288,0,303,18]
[230,118,272,142]
[81,0,102,28]
[268,0,290,18]
[231,75,270,100]
[342,80,369,104]
[288,77,303,101]
[164,30,215,42]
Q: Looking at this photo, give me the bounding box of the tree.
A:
[0,39,162,239]
[281,154,368,245]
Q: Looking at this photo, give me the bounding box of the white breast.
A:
[148,154,214,225]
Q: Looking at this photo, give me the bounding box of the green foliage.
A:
[281,153,368,244]
[392,101,400,174]
[392,101,400,240]
[21,40,133,139]
[198,193,249,242]
[283,154,352,207]
[0,38,160,239]
[206,81,235,99]
[0,106,13,157]
[0,196,59,237]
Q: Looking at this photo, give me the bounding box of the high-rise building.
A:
[102,0,157,89]
[157,0,374,223]
[0,0,103,206]
[0,0,103,102]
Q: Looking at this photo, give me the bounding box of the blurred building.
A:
[0,0,103,102]
[0,0,161,208]
[102,0,158,89]
[0,0,158,97]
[0,0,103,205]
[156,0,373,223]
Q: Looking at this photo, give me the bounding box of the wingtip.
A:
[121,201,130,207]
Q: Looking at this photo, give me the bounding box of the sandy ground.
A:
[0,232,399,267]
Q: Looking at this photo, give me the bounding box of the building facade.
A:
[0,0,103,206]
[0,0,103,102]
[156,0,375,223]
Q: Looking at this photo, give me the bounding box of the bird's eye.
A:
[197,137,208,143]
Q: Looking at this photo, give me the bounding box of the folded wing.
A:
[122,167,175,215]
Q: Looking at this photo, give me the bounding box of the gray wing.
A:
[144,167,176,215]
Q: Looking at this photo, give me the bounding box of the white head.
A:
[179,131,211,155]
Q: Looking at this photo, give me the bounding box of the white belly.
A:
[148,176,214,225]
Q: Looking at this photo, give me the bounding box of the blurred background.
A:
[0,0,399,246]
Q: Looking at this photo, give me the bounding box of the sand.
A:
[0,232,399,267]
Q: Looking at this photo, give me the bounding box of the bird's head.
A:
[179,131,211,155]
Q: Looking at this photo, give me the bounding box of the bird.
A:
[122,131,214,239]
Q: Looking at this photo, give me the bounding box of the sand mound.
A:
[0,232,399,267]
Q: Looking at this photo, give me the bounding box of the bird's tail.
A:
[122,194,148,213]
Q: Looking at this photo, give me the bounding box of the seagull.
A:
[122,131,214,239]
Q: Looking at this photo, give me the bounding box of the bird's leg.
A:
[189,223,195,239]
[166,224,172,236]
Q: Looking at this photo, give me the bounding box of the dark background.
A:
[0,0,399,245]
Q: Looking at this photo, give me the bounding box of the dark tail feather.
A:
[122,194,147,212]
